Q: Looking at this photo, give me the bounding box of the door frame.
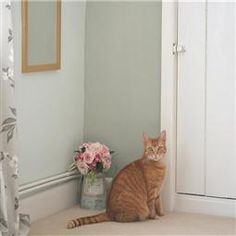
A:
[161,2,178,212]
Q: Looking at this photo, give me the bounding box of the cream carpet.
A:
[29,205,236,235]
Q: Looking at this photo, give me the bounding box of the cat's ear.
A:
[159,130,166,141]
[143,132,149,143]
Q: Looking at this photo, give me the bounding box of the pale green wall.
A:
[12,2,86,184]
[84,2,162,175]
[12,2,162,184]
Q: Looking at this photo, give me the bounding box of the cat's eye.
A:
[146,146,153,152]
[158,145,165,152]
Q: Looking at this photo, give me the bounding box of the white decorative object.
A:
[0,1,30,235]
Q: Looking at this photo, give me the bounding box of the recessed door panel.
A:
[176,3,206,195]
[206,3,236,199]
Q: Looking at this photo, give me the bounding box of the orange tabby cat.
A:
[67,130,167,229]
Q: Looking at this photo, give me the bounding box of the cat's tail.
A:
[67,212,110,229]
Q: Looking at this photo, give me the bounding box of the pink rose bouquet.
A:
[70,142,113,182]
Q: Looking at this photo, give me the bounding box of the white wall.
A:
[12,1,86,185]
[84,2,162,175]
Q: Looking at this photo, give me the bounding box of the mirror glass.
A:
[22,0,61,72]
[28,1,56,65]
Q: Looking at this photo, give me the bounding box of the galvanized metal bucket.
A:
[80,173,106,210]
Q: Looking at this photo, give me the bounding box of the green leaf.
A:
[8,36,13,42]
[9,78,15,88]
[15,197,19,210]
[0,124,15,133]
[96,162,103,172]
[0,218,7,229]
[12,174,18,179]
[69,164,77,172]
[7,127,15,143]
[2,117,16,125]
[20,217,31,227]
[6,4,11,10]
[9,107,16,116]
[0,153,4,161]
[2,67,9,73]
[21,215,31,227]
[87,171,98,185]
[8,29,13,42]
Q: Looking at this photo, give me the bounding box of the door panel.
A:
[206,3,236,199]
[176,3,206,194]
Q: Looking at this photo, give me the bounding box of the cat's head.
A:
[143,130,167,162]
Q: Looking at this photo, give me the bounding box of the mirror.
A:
[22,0,61,72]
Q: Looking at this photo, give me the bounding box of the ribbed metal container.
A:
[80,173,106,210]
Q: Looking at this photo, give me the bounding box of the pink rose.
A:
[75,142,112,173]
[102,156,112,170]
[95,153,101,161]
[77,153,84,161]
[88,142,102,154]
[83,151,95,164]
[76,161,89,175]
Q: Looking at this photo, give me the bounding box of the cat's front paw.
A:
[158,212,165,217]
[149,214,160,220]
[149,209,159,220]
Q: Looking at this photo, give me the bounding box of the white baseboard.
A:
[19,173,81,222]
[19,173,236,223]
[174,193,236,218]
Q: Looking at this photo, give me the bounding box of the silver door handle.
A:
[173,43,186,55]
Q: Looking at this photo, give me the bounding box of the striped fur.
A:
[67,130,167,229]
[67,212,109,228]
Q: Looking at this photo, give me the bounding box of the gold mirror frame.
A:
[22,0,61,73]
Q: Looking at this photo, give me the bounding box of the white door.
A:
[176,2,206,195]
[206,3,236,199]
[176,2,236,199]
